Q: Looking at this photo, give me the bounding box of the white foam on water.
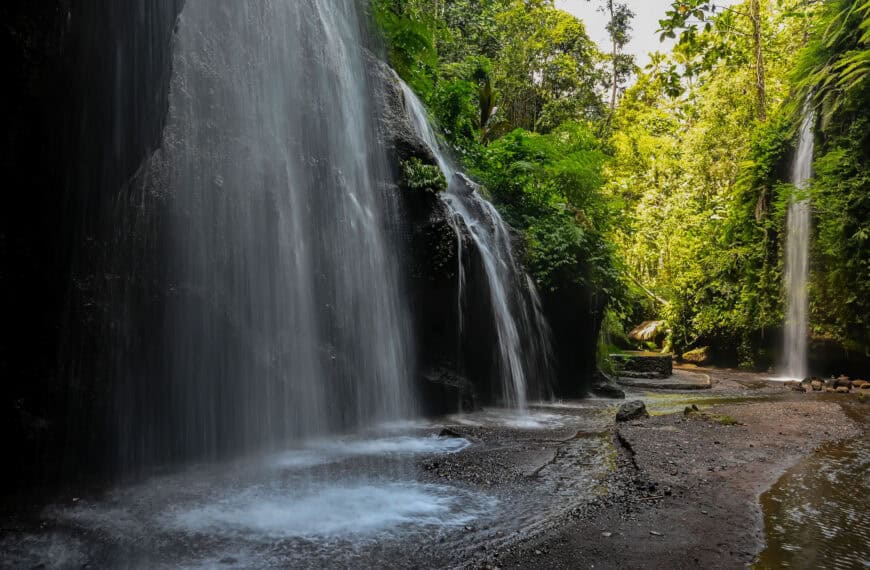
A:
[270,435,471,469]
[314,435,471,455]
[766,376,804,383]
[449,408,569,430]
[167,480,490,539]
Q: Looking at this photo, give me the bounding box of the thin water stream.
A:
[781,104,815,379]
[398,78,554,409]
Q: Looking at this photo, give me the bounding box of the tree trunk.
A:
[610,42,618,113]
[604,1,618,132]
[751,0,767,121]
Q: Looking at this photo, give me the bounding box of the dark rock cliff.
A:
[1,0,184,490]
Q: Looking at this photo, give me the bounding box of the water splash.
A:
[397,77,554,409]
[781,103,815,379]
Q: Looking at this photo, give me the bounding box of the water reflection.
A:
[756,407,869,569]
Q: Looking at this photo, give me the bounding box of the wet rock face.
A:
[420,368,477,416]
[590,373,626,399]
[2,0,184,488]
[368,56,503,410]
[616,400,649,422]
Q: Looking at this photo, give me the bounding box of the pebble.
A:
[650,531,663,536]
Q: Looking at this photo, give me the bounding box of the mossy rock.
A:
[682,346,711,365]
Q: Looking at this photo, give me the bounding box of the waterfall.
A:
[118,0,414,465]
[398,78,553,409]
[781,104,815,379]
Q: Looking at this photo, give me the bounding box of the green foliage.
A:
[475,123,618,294]
[372,2,438,94]
[400,158,447,194]
[376,0,870,368]
[794,0,870,123]
[811,117,870,350]
[375,0,619,303]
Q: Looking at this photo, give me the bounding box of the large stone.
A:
[593,383,626,399]
[628,320,667,344]
[682,346,712,365]
[616,400,649,422]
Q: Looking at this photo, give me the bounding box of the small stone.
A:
[601,531,612,537]
[534,549,543,556]
[650,531,663,536]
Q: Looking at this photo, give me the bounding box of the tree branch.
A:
[627,273,670,306]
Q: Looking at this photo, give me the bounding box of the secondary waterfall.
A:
[781,104,815,379]
[119,0,414,465]
[397,79,554,410]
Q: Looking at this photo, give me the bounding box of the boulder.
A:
[836,386,850,394]
[811,380,823,391]
[589,370,625,398]
[831,377,852,389]
[616,400,649,422]
[682,346,712,365]
[591,380,626,399]
[793,384,809,393]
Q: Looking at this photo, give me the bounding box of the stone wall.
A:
[611,353,673,379]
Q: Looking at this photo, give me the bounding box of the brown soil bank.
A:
[494,391,862,569]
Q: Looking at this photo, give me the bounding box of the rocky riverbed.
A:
[1,368,865,568]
